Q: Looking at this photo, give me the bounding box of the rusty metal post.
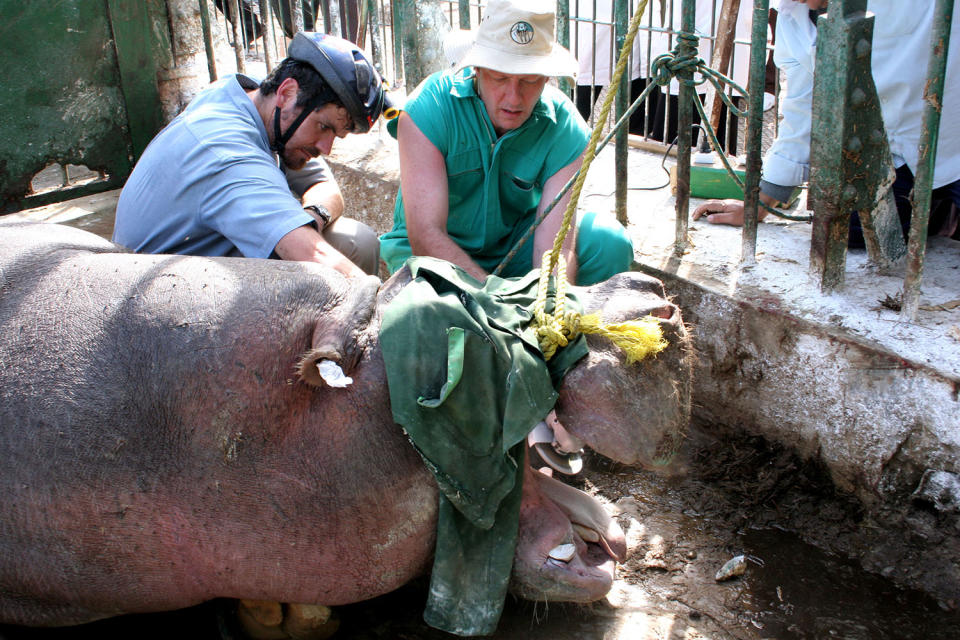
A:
[707,0,742,141]
[673,0,696,252]
[229,0,246,73]
[557,0,571,96]
[365,0,385,76]
[259,0,273,71]
[328,0,343,36]
[198,0,218,81]
[808,0,904,290]
[291,0,305,33]
[740,0,769,263]
[614,0,629,226]
[390,0,403,85]
[902,0,955,319]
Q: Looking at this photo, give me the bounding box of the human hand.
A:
[692,199,748,227]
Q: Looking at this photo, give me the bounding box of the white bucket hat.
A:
[449,0,579,81]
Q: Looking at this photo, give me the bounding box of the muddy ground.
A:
[3,421,958,640]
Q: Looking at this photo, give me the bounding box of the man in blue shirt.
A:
[380,0,634,286]
[113,33,390,277]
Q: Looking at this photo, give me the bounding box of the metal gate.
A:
[0,0,168,213]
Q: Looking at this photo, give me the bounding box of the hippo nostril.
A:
[650,304,674,320]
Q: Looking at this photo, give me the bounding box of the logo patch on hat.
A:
[510,21,534,45]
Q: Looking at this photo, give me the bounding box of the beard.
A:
[280,147,320,171]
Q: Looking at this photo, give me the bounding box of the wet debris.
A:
[877,292,902,311]
[912,469,960,514]
[715,554,764,582]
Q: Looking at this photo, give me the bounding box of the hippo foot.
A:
[233,600,339,640]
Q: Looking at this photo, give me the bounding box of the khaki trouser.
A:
[323,216,380,276]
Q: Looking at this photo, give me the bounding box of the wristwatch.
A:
[304,204,331,230]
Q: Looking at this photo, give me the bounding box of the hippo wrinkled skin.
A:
[0,222,692,630]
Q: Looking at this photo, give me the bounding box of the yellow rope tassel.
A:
[579,313,668,364]
[533,252,668,363]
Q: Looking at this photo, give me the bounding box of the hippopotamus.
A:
[0,222,691,634]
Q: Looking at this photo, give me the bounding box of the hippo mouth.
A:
[510,463,627,603]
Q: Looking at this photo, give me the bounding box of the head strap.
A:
[271,94,325,157]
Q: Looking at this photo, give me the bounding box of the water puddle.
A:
[732,527,960,640]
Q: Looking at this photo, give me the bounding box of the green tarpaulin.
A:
[379,257,588,636]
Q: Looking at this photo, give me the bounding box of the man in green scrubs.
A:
[380,0,634,285]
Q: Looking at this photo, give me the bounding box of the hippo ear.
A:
[297,275,380,388]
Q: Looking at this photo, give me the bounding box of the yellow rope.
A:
[544,1,649,275]
[533,252,668,363]
[533,2,667,364]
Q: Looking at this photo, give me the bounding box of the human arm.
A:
[691,190,781,226]
[287,157,345,222]
[533,153,583,283]
[273,158,367,276]
[693,5,813,227]
[274,225,365,277]
[397,112,489,282]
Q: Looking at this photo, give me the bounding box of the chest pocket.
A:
[446,147,485,212]
[498,150,541,224]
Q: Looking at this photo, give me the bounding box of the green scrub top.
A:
[380,68,590,275]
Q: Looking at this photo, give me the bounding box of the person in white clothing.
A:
[573,0,659,135]
[694,0,960,245]
[573,0,759,150]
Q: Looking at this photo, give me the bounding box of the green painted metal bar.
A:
[458,0,471,29]
[392,0,405,86]
[229,0,246,73]
[291,0,305,33]
[366,0,386,76]
[199,0,218,82]
[557,0,571,95]
[806,0,904,289]
[614,0,629,226]
[106,0,170,161]
[673,0,696,251]
[259,0,273,72]
[740,0,770,263]
[902,0,955,318]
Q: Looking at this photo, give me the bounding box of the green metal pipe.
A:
[558,0,571,95]
[458,0,470,29]
[392,0,405,86]
[229,0,246,73]
[259,0,273,71]
[741,0,770,263]
[400,0,418,89]
[674,0,696,251]
[366,0,385,76]
[902,0,955,318]
[614,0,628,226]
[198,0,218,82]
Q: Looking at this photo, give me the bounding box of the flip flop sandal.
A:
[527,420,583,475]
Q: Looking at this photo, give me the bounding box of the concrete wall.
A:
[639,269,960,506]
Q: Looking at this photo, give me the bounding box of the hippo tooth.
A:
[548,543,577,562]
[572,523,601,543]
